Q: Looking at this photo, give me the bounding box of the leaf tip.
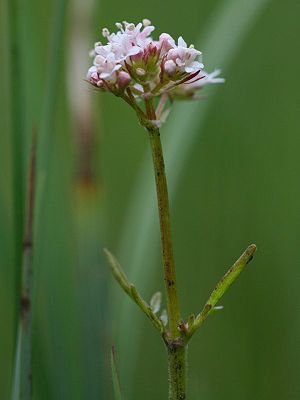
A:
[248,243,257,253]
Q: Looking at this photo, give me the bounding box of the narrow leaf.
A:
[203,244,257,309]
[150,292,162,314]
[160,309,168,327]
[130,285,164,333]
[104,249,164,333]
[189,244,257,337]
[104,248,131,296]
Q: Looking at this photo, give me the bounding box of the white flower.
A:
[166,36,203,74]
[106,22,155,62]
[170,69,225,98]
[123,22,155,48]
[94,43,113,58]
[157,33,175,57]
[184,69,225,90]
[198,69,225,86]
[107,32,141,60]
[94,52,122,83]
[87,65,98,81]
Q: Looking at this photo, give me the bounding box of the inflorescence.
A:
[87,19,224,123]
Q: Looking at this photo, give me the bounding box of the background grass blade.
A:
[2,0,300,399]
[115,0,272,395]
[67,0,109,396]
[32,0,69,398]
[7,0,25,333]
[12,136,36,400]
[111,347,122,400]
[35,0,69,186]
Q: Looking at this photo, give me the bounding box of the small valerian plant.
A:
[87,19,257,400]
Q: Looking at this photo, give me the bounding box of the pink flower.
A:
[106,21,155,62]
[166,37,203,74]
[117,71,131,89]
[86,19,223,107]
[157,33,175,56]
[94,52,122,83]
[170,70,225,98]
[190,69,225,88]
[87,66,100,85]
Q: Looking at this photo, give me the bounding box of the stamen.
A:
[143,19,151,27]
[136,68,146,76]
[102,28,110,38]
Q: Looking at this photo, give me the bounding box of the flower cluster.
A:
[87,19,224,102]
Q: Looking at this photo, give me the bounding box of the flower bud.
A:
[117,71,131,89]
[136,67,146,76]
[164,60,176,76]
[126,23,135,32]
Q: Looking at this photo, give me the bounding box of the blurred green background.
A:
[1,0,300,399]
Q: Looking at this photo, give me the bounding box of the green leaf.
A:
[189,244,257,337]
[104,249,164,333]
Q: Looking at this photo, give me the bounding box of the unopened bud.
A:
[117,71,131,89]
[126,23,135,31]
[136,67,146,76]
[164,60,176,75]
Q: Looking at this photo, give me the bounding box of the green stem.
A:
[147,126,181,337]
[167,343,187,400]
[143,98,185,399]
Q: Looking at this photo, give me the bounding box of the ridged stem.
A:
[167,344,187,400]
[147,126,181,338]
[143,96,185,399]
